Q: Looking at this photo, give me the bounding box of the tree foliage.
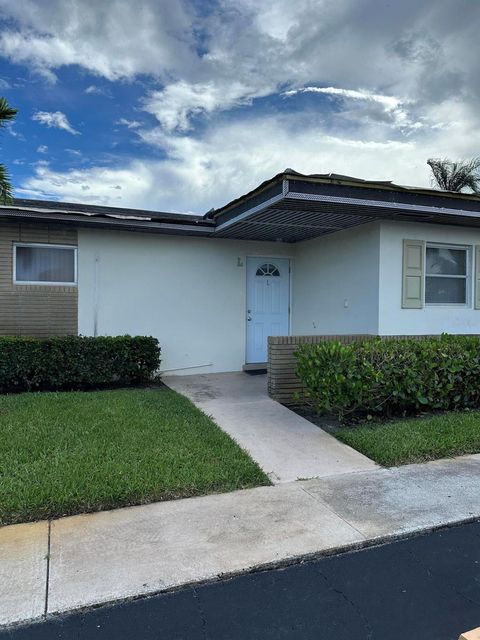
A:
[0,97,18,204]
[427,157,480,193]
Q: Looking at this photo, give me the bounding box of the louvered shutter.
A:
[402,240,425,309]
[475,246,480,309]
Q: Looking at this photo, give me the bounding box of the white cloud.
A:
[0,0,196,82]
[2,0,472,132]
[36,144,48,153]
[3,0,480,208]
[116,118,142,129]
[22,111,477,212]
[6,125,25,140]
[138,2,480,134]
[32,110,80,135]
[19,161,153,207]
[284,86,402,110]
[284,86,423,131]
[142,80,257,131]
[85,84,111,97]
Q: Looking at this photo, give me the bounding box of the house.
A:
[2,169,480,375]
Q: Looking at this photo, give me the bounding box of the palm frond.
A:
[0,98,17,202]
[0,97,17,127]
[0,164,13,203]
[427,157,480,193]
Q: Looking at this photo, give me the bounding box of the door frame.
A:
[245,255,292,364]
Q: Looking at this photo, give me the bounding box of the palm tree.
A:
[0,97,18,203]
[427,157,480,193]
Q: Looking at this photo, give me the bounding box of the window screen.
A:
[15,245,76,284]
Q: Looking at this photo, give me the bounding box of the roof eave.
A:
[209,170,480,224]
[0,209,215,236]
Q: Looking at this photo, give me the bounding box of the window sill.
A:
[424,303,470,308]
[14,281,78,287]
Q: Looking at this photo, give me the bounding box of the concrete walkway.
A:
[164,372,377,482]
[2,454,480,629]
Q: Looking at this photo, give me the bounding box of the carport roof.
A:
[3,170,480,243]
[207,170,480,243]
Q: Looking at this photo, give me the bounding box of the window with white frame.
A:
[425,244,470,305]
[14,244,77,285]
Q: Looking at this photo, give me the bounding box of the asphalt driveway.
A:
[4,520,479,640]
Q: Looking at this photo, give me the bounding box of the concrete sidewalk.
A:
[164,372,377,482]
[2,454,480,629]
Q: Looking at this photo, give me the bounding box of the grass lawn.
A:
[0,388,269,526]
[336,410,480,466]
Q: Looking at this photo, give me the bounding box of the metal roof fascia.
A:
[214,185,288,233]
[282,172,480,202]
[205,172,286,220]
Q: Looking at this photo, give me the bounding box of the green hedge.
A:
[0,335,160,392]
[295,335,480,421]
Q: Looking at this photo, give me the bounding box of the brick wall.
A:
[0,221,78,337]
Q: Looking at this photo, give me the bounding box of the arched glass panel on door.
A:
[256,263,280,277]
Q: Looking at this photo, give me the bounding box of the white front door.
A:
[246,257,290,363]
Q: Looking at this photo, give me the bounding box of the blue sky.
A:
[0,0,478,213]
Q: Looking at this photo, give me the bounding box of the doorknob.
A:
[247,315,252,321]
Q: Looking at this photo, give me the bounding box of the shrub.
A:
[295,335,480,421]
[0,335,160,392]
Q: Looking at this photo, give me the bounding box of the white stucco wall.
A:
[78,229,294,374]
[292,222,381,335]
[78,219,480,375]
[378,221,480,335]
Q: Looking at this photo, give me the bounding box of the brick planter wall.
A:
[268,334,480,404]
